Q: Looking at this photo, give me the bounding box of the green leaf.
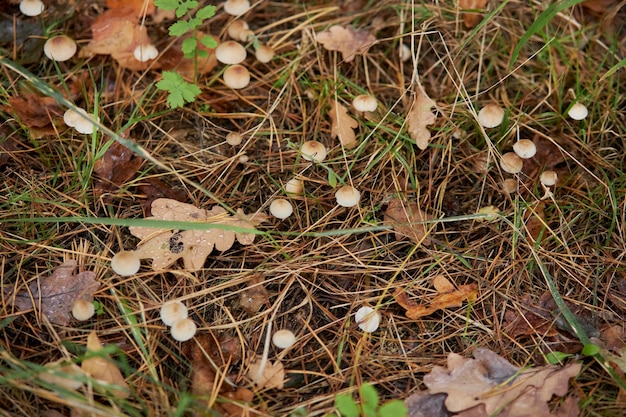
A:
[196,5,216,20]
[196,49,208,58]
[335,394,359,417]
[154,0,179,11]
[328,170,337,188]
[582,343,600,357]
[359,383,379,411]
[182,37,197,56]
[187,16,202,31]
[176,0,199,18]
[169,20,192,37]
[156,71,201,108]
[509,0,587,68]
[378,401,407,417]
[545,351,573,365]
[200,35,217,49]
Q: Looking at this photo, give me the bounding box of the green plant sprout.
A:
[328,383,407,417]
[153,0,218,108]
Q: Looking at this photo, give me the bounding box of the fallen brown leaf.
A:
[329,100,358,148]
[81,332,130,399]
[406,88,436,150]
[240,274,269,316]
[93,140,143,196]
[384,198,434,245]
[10,260,99,326]
[459,0,488,28]
[316,25,376,62]
[130,198,267,271]
[247,356,285,389]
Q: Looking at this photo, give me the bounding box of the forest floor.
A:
[1,0,626,416]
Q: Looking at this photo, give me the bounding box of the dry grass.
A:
[1,0,625,416]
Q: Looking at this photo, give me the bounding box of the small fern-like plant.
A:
[153,0,218,108]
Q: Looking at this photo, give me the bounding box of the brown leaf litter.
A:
[9,260,99,326]
[329,100,358,148]
[130,198,268,271]
[81,332,130,399]
[383,197,435,246]
[316,25,376,62]
[405,348,581,417]
[406,87,437,150]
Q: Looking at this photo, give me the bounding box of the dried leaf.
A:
[424,348,581,416]
[406,88,436,150]
[394,276,478,320]
[316,25,376,62]
[404,390,451,417]
[138,178,188,215]
[383,198,434,245]
[130,198,267,271]
[524,201,547,241]
[240,274,269,315]
[81,332,130,398]
[247,356,285,389]
[93,141,143,195]
[329,100,359,148]
[106,0,155,16]
[10,260,99,326]
[459,0,488,28]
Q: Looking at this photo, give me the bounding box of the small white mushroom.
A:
[300,140,327,162]
[255,45,275,63]
[44,35,77,62]
[170,318,197,342]
[19,0,44,16]
[272,329,296,349]
[160,300,188,326]
[500,152,523,174]
[223,65,250,89]
[478,104,504,128]
[567,103,588,120]
[223,0,251,16]
[284,178,304,195]
[133,44,158,62]
[226,132,243,146]
[501,178,518,194]
[512,139,536,159]
[72,300,95,321]
[335,185,361,207]
[215,41,246,65]
[354,306,380,333]
[227,20,249,41]
[269,199,293,219]
[352,94,377,112]
[110,251,141,276]
[540,170,558,187]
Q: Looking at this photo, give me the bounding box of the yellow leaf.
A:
[81,332,130,398]
[329,100,359,148]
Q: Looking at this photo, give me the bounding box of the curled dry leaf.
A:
[247,356,285,389]
[316,25,376,62]
[423,348,581,417]
[329,100,359,148]
[406,88,436,150]
[93,140,143,196]
[81,332,130,399]
[383,198,434,246]
[240,274,269,315]
[130,198,267,271]
[394,275,478,319]
[10,260,99,326]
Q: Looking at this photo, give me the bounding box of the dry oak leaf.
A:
[424,348,581,417]
[316,25,376,62]
[10,260,99,326]
[384,198,434,245]
[247,356,285,389]
[130,198,267,271]
[394,275,478,320]
[329,100,359,148]
[81,332,130,399]
[406,88,436,150]
[459,0,488,28]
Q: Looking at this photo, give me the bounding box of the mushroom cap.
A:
[133,44,158,62]
[223,0,251,16]
[72,299,95,321]
[63,108,85,128]
[223,65,250,89]
[478,104,505,128]
[269,199,293,219]
[335,185,361,207]
[300,140,327,162]
[354,306,380,333]
[44,35,77,62]
[399,43,411,62]
[501,178,518,194]
[285,178,304,195]
[500,152,523,174]
[160,300,188,326]
[512,139,536,159]
[352,94,377,112]
[568,103,588,120]
[111,251,141,276]
[20,0,44,16]
[272,329,296,349]
[226,132,243,146]
[540,170,558,186]
[227,20,250,41]
[255,45,275,63]
[170,318,197,341]
[215,41,246,65]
